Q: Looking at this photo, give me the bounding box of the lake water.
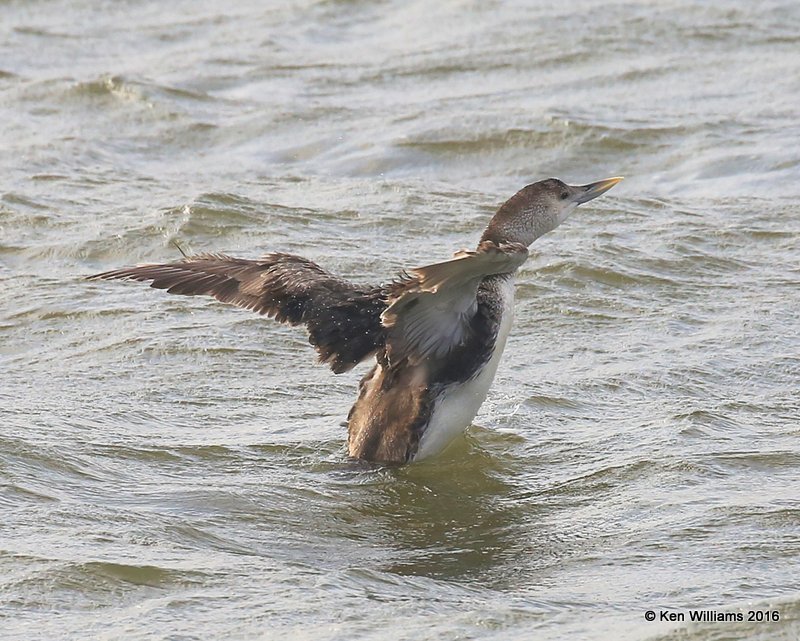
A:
[2,1,799,639]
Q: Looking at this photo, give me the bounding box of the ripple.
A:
[3,0,800,639]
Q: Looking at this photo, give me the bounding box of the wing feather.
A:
[381,241,527,365]
[88,253,387,373]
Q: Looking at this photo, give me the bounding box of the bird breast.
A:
[412,276,516,460]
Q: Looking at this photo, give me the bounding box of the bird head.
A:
[481,177,623,246]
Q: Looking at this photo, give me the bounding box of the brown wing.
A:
[88,253,387,373]
[381,241,528,366]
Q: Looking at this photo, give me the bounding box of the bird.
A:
[88,176,622,464]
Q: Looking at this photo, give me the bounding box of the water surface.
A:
[2,1,799,639]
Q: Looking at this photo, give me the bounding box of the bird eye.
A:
[560,191,569,200]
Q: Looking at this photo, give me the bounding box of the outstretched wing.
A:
[382,241,528,366]
[88,253,387,373]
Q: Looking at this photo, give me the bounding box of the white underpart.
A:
[413,277,516,461]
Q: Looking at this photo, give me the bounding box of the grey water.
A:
[2,1,799,639]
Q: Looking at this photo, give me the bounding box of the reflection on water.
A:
[351,438,531,583]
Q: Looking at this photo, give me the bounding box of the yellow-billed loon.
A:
[88,176,623,463]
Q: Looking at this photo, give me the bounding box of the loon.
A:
[88,176,622,464]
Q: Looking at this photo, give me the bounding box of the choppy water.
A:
[2,1,800,639]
